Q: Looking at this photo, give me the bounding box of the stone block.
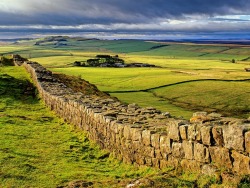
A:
[172,142,184,158]
[123,125,131,140]
[195,125,202,141]
[231,150,250,175]
[201,164,218,176]
[179,125,188,140]
[143,146,155,158]
[142,130,152,146]
[151,133,160,149]
[190,112,210,123]
[166,155,179,168]
[109,121,118,133]
[152,158,160,168]
[212,126,224,146]
[221,173,242,187]
[159,135,172,156]
[180,159,202,172]
[188,124,197,141]
[132,141,141,151]
[193,112,208,117]
[155,149,163,159]
[130,128,142,141]
[160,159,169,169]
[168,120,185,141]
[145,157,152,166]
[117,123,124,138]
[134,154,145,165]
[209,146,232,169]
[194,143,210,163]
[200,126,212,146]
[223,123,244,151]
[182,140,193,160]
[245,131,250,154]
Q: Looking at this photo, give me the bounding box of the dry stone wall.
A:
[20,60,249,180]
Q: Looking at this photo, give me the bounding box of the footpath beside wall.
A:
[19,59,249,182]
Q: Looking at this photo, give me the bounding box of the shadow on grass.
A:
[0,73,38,104]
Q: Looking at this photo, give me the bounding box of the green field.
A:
[1,65,220,188]
[0,66,157,187]
[1,37,250,187]
[1,37,250,119]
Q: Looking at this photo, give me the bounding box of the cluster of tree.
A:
[74,55,125,67]
[0,56,14,66]
[73,54,158,68]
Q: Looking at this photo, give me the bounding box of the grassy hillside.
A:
[0,66,157,187]
[1,65,226,187]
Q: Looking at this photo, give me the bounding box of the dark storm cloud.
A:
[0,0,250,26]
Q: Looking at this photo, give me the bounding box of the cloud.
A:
[0,0,250,34]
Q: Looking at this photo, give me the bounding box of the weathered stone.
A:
[212,126,224,146]
[167,155,179,168]
[221,173,242,187]
[188,124,197,141]
[231,150,250,175]
[180,159,202,172]
[200,126,212,146]
[162,112,171,118]
[168,120,185,141]
[201,164,218,176]
[194,143,210,163]
[152,158,159,168]
[223,123,244,151]
[128,103,139,109]
[143,146,155,158]
[245,131,250,154]
[182,140,193,160]
[142,130,152,146]
[190,112,211,123]
[123,125,131,140]
[172,142,184,158]
[208,112,222,119]
[145,157,152,166]
[134,153,145,165]
[151,133,160,149]
[195,125,202,141]
[159,159,169,169]
[102,110,118,117]
[155,149,163,159]
[130,128,142,141]
[193,112,208,117]
[159,135,172,156]
[209,146,232,169]
[179,125,188,140]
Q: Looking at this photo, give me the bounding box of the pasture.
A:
[0,64,210,188]
[1,37,250,118]
[1,37,250,187]
[0,66,157,187]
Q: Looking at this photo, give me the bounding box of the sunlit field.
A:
[1,37,250,118]
[1,37,250,187]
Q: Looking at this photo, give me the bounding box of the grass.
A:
[0,65,224,187]
[110,92,193,119]
[0,66,159,187]
[152,80,250,118]
[1,37,250,120]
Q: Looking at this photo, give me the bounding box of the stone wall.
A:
[21,60,250,180]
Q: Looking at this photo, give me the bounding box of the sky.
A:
[0,0,250,39]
